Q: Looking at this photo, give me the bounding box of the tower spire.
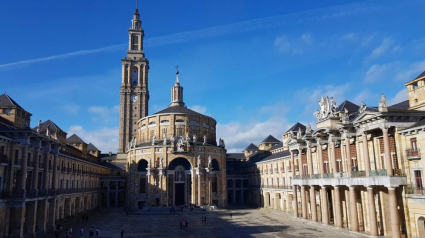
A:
[170,67,185,107]
[175,65,180,84]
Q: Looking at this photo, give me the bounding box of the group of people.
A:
[200,216,207,223]
[179,219,189,229]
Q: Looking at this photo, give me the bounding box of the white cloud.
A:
[67,125,119,153]
[395,60,425,81]
[388,88,408,105]
[296,83,350,117]
[354,89,376,105]
[274,32,314,55]
[342,33,357,41]
[59,104,80,115]
[88,105,120,124]
[363,62,402,83]
[189,105,207,115]
[217,117,290,153]
[367,37,397,60]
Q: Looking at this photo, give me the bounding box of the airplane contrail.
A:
[0,0,406,70]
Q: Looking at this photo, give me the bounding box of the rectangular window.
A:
[415,170,423,188]
[162,128,167,137]
[177,128,183,137]
[413,83,419,89]
[411,138,418,155]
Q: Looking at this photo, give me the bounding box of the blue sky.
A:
[1,0,425,152]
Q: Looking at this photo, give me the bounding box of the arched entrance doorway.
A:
[136,159,148,209]
[418,216,425,237]
[168,157,192,206]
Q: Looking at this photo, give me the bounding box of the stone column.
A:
[43,151,50,189]
[362,132,371,176]
[329,137,337,174]
[307,143,313,175]
[382,127,393,176]
[232,179,236,204]
[20,144,29,191]
[388,187,401,238]
[345,136,352,176]
[36,200,48,234]
[47,199,56,231]
[33,148,40,190]
[349,186,359,231]
[334,186,343,227]
[301,186,307,219]
[298,149,303,175]
[321,186,329,225]
[367,186,378,236]
[290,150,295,173]
[316,140,324,175]
[241,179,244,204]
[52,153,58,189]
[208,174,212,205]
[197,170,202,205]
[121,64,126,84]
[293,185,298,218]
[106,181,110,207]
[310,186,317,221]
[26,201,38,236]
[115,181,119,207]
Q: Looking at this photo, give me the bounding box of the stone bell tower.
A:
[118,7,149,154]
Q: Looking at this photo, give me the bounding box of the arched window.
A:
[131,67,138,86]
[137,160,148,172]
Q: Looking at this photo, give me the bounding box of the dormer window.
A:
[413,82,419,90]
[3,109,12,114]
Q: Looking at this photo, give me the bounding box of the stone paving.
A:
[56,207,371,238]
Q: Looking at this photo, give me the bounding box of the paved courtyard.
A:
[57,207,370,238]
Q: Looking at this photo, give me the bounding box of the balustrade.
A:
[369,169,387,176]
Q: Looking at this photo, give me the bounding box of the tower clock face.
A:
[131,95,138,102]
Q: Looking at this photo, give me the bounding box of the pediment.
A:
[352,111,379,124]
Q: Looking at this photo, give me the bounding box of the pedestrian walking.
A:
[121,229,124,238]
[95,228,99,237]
[185,220,189,229]
[179,220,183,229]
[229,213,232,219]
[80,227,84,237]
[204,216,207,223]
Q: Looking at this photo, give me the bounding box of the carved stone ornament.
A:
[306,124,312,134]
[297,127,302,139]
[177,139,184,152]
[197,155,202,167]
[152,135,156,145]
[203,135,207,145]
[159,156,163,167]
[359,101,366,114]
[37,120,42,133]
[378,93,388,112]
[208,155,212,167]
[342,108,350,124]
[313,96,338,120]
[193,134,197,142]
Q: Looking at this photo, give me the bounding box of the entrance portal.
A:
[175,183,185,205]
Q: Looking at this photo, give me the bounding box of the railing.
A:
[335,172,348,178]
[249,185,292,189]
[302,174,310,179]
[279,167,284,173]
[351,170,366,178]
[406,149,421,160]
[322,173,333,178]
[369,169,387,176]
[394,168,404,176]
[293,175,300,179]
[311,174,321,179]
[405,186,425,195]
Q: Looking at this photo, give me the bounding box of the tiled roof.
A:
[285,122,306,133]
[261,135,281,143]
[36,119,64,132]
[226,153,245,160]
[389,100,410,110]
[414,71,425,80]
[153,106,205,116]
[87,143,99,151]
[0,93,24,110]
[244,143,258,151]
[67,134,85,144]
[405,119,425,130]
[269,142,283,151]
[336,100,359,112]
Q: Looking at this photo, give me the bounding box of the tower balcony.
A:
[406,149,421,161]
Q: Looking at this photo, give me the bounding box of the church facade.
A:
[120,9,227,209]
